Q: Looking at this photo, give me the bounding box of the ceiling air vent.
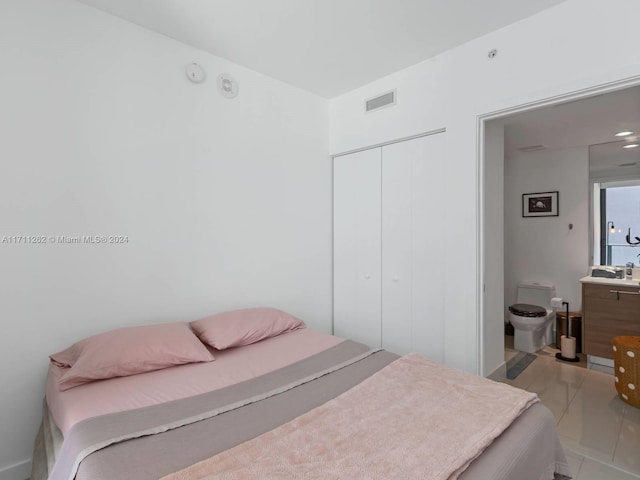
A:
[517,144,547,153]
[365,90,396,113]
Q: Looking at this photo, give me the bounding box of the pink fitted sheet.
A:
[46,328,344,436]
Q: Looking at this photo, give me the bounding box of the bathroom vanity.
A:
[580,276,640,361]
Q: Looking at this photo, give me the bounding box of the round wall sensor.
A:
[186,63,206,84]
[217,73,239,98]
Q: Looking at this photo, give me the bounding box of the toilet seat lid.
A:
[509,303,547,317]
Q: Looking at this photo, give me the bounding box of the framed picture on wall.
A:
[522,191,559,217]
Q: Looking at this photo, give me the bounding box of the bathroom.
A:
[481,86,640,477]
[499,85,640,367]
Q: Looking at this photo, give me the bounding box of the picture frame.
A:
[522,191,559,217]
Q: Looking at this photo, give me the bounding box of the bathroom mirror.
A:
[589,140,640,266]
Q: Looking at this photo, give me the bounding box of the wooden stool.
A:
[613,336,640,408]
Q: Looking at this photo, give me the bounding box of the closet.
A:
[333,132,446,359]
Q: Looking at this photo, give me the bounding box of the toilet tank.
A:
[516,282,556,308]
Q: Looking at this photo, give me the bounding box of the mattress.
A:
[46,328,343,435]
[33,329,571,480]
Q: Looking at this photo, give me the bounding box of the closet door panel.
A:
[333,148,382,348]
[381,133,446,358]
[381,145,412,355]
[411,133,446,362]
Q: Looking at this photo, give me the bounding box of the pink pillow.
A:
[190,307,305,350]
[50,322,215,391]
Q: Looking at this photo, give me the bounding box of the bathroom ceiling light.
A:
[615,131,634,137]
[623,144,639,149]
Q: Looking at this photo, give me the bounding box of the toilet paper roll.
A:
[551,297,565,309]
[561,335,577,359]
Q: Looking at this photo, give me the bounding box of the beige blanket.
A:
[163,354,538,480]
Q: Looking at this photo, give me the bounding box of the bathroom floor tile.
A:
[537,346,588,368]
[536,389,576,423]
[557,386,625,458]
[613,405,640,475]
[503,354,549,389]
[501,339,640,478]
[502,369,539,390]
[580,368,618,395]
[504,349,519,363]
[526,356,588,393]
[525,360,588,422]
[576,457,640,480]
[559,434,616,466]
[564,449,585,478]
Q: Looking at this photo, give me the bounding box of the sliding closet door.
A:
[381,133,446,359]
[333,148,382,348]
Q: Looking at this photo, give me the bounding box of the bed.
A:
[31,308,571,480]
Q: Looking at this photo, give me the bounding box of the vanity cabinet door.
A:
[582,283,640,359]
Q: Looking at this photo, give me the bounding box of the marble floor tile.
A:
[564,450,585,479]
[613,404,640,474]
[525,358,589,421]
[501,339,640,478]
[576,457,640,480]
[556,384,625,459]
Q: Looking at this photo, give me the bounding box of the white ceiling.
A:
[75,0,639,170]
[501,86,640,171]
[76,0,566,98]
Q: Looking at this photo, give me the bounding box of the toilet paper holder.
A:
[553,298,580,363]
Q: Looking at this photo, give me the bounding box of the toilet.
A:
[509,282,556,354]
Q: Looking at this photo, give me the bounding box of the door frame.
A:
[476,74,640,376]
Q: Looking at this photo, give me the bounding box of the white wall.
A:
[4,0,640,476]
[483,121,505,377]
[0,0,330,476]
[504,147,590,318]
[329,0,640,374]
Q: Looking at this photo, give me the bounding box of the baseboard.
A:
[0,459,31,480]
[486,360,507,381]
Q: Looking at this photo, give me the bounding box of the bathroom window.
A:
[596,181,640,266]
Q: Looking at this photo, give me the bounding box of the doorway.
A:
[479,78,640,378]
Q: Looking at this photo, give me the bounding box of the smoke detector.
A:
[217,74,239,99]
[185,63,206,84]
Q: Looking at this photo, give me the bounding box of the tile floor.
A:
[501,336,640,480]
